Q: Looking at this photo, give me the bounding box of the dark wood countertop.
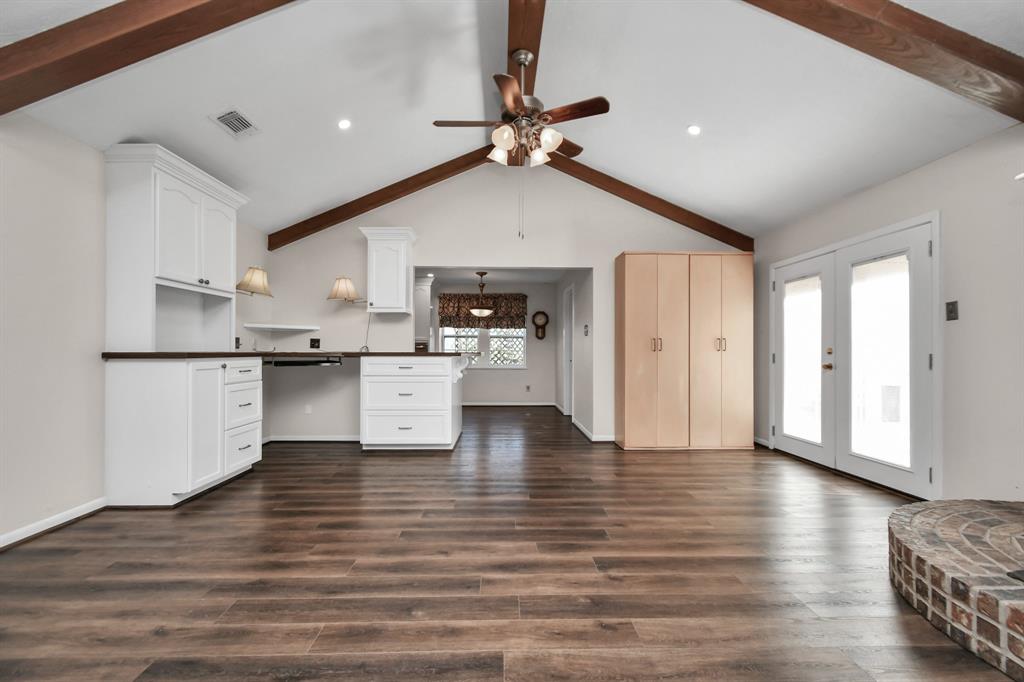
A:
[102,351,474,360]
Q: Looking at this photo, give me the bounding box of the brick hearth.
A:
[889,500,1024,680]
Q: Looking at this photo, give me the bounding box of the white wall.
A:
[432,281,557,405]
[255,163,733,440]
[0,114,106,544]
[754,124,1024,500]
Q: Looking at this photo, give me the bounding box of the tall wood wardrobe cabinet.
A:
[615,251,753,450]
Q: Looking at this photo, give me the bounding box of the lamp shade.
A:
[491,124,517,151]
[487,146,508,165]
[236,266,272,296]
[469,305,494,318]
[328,276,360,302]
[539,127,563,153]
[529,148,550,167]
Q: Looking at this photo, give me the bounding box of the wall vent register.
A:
[213,109,260,138]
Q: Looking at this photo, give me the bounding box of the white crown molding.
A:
[105,143,249,209]
[359,226,417,243]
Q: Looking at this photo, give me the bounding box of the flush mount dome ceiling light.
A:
[470,271,495,318]
[687,124,701,136]
[337,119,352,130]
[434,49,610,167]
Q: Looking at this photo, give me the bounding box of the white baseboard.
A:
[463,402,557,407]
[572,418,614,442]
[0,496,106,549]
[264,435,360,442]
[554,402,570,416]
[754,436,771,448]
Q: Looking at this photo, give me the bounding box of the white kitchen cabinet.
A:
[360,227,415,313]
[155,171,202,286]
[200,196,237,293]
[106,357,263,506]
[187,361,226,491]
[360,355,470,450]
[105,144,247,351]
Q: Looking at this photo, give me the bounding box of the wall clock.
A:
[532,311,549,339]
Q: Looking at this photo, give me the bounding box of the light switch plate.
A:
[945,301,959,321]
[310,338,321,349]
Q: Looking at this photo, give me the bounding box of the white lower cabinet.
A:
[360,356,467,450]
[106,357,263,505]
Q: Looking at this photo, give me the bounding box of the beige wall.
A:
[247,163,732,440]
[0,114,106,543]
[754,124,1024,500]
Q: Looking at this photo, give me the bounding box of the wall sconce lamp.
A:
[327,276,365,303]
[236,266,272,296]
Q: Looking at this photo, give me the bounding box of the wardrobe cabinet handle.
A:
[714,338,720,351]
[722,337,727,351]
[238,444,252,450]
[651,338,656,352]
[398,393,414,397]
[657,338,663,351]
[238,402,253,407]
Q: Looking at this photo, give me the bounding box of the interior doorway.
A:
[770,215,939,498]
[562,284,574,416]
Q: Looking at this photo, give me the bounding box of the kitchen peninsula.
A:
[102,351,474,507]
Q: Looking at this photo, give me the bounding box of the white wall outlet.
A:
[304,404,313,414]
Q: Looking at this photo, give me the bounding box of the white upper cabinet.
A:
[361,227,416,313]
[200,196,237,293]
[105,144,247,351]
[156,171,203,286]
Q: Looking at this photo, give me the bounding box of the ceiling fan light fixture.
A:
[491,124,517,151]
[529,148,550,167]
[539,127,563,152]
[487,146,509,165]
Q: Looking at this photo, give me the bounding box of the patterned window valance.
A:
[438,293,527,329]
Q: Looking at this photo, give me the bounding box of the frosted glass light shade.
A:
[529,148,550,167]
[491,124,516,151]
[470,306,494,317]
[236,266,272,296]
[487,146,508,165]
[328,276,360,302]
[539,127,563,152]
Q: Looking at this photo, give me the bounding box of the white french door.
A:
[772,253,835,468]
[771,219,937,498]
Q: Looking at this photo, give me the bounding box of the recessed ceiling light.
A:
[687,125,701,136]
[337,119,352,130]
[1015,171,1024,181]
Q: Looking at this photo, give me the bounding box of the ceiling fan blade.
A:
[558,137,583,157]
[494,73,526,115]
[543,97,610,124]
[507,0,546,96]
[433,120,502,127]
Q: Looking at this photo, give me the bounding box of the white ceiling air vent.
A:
[212,109,259,138]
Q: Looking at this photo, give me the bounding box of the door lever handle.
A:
[822,363,834,370]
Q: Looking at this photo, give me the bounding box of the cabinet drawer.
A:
[225,358,261,384]
[225,381,262,429]
[225,422,261,473]
[361,357,449,376]
[363,378,448,410]
[362,412,449,444]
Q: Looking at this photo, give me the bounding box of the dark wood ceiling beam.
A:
[743,0,1024,122]
[548,154,754,251]
[507,0,545,95]
[0,0,295,116]
[268,146,493,251]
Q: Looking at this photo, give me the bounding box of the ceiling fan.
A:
[433,47,610,167]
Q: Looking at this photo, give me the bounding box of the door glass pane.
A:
[850,254,910,467]
[783,276,822,443]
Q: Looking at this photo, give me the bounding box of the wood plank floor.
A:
[0,406,1002,681]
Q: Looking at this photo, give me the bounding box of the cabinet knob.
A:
[198,278,204,284]
[204,279,210,285]
[221,363,227,369]
[369,302,374,307]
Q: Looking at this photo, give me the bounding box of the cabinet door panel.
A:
[367,240,407,312]
[201,197,235,292]
[188,361,224,491]
[722,255,754,447]
[155,172,202,286]
[689,255,723,447]
[622,254,659,448]
[657,255,689,447]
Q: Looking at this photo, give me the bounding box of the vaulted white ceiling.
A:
[15,0,1022,237]
[894,0,1024,57]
